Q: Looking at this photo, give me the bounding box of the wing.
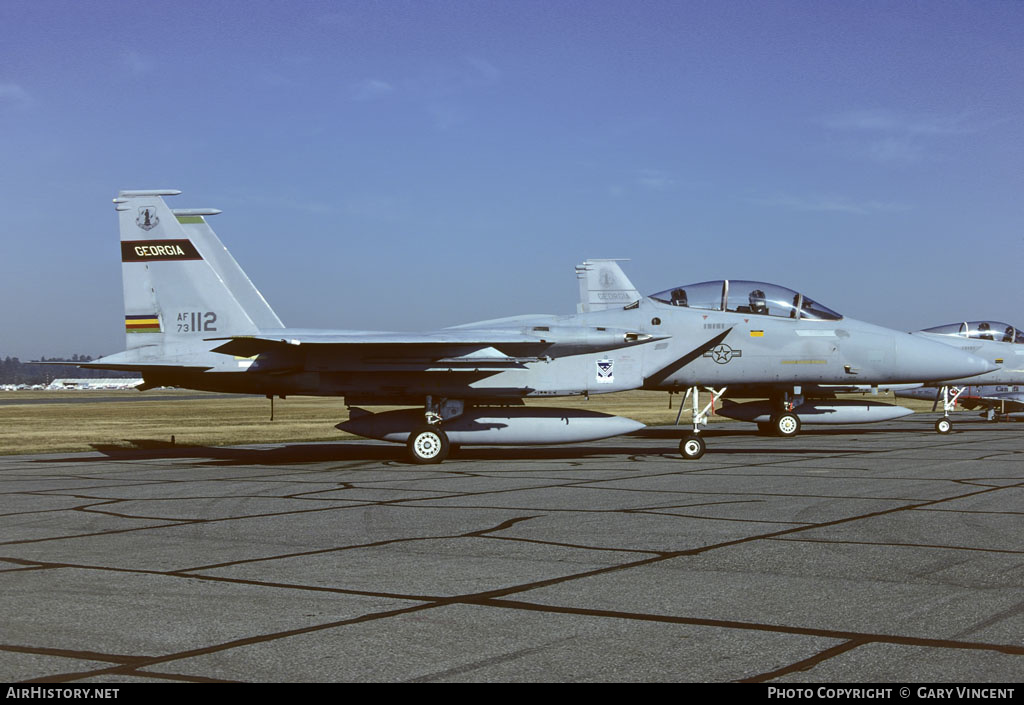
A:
[207,327,666,372]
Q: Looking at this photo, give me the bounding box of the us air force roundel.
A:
[121,239,203,262]
[596,358,614,383]
[703,343,742,364]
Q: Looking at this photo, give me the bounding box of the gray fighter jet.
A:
[84,191,994,463]
[894,321,1024,430]
[897,383,1024,423]
[575,260,993,447]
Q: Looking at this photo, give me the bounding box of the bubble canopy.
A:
[650,280,842,321]
[921,321,1024,344]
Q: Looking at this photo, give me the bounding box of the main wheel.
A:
[679,432,706,460]
[935,417,952,434]
[406,426,450,464]
[772,413,801,438]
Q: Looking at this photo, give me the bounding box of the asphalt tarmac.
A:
[1,417,1021,683]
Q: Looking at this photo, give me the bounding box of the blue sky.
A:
[2,0,1022,359]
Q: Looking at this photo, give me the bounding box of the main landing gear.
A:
[406,425,450,464]
[405,396,461,464]
[772,412,801,438]
[756,414,801,437]
[769,387,804,438]
[754,402,802,437]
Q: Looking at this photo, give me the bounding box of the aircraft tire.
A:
[935,418,952,434]
[679,432,706,460]
[773,413,801,438]
[756,422,773,435]
[406,426,450,464]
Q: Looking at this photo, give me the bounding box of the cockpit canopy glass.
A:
[649,280,842,320]
[921,321,1023,344]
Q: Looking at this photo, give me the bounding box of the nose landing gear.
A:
[933,386,964,434]
[675,386,726,460]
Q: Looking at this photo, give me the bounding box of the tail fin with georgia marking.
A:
[114,189,283,351]
[575,259,640,313]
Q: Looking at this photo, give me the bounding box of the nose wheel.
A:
[674,386,726,460]
[679,432,706,460]
[933,386,962,434]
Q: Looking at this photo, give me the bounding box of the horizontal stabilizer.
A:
[78,362,212,373]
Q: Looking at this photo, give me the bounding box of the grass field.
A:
[0,388,942,456]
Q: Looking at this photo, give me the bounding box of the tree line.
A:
[0,355,138,385]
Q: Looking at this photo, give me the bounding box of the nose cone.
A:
[895,334,996,383]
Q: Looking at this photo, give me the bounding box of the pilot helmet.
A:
[749,289,766,311]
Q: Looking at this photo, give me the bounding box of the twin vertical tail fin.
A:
[114,190,283,351]
[575,259,641,313]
